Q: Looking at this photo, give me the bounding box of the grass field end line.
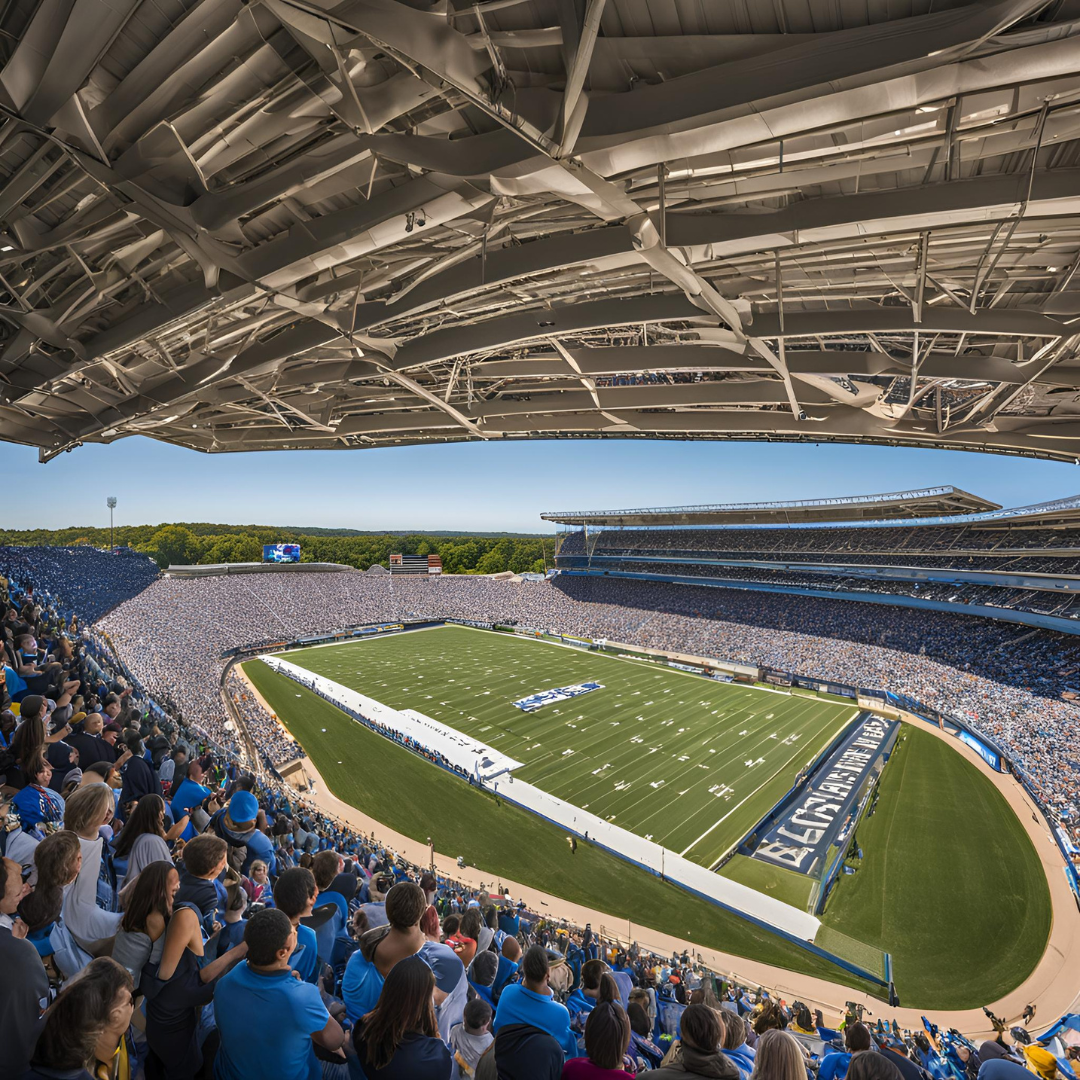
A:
[263,649,825,943]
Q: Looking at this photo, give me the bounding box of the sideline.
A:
[231,663,1080,1033]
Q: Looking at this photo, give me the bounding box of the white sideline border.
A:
[259,654,822,943]
[262,654,522,779]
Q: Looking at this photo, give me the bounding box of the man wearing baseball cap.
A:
[208,788,276,876]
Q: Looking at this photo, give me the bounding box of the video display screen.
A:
[263,544,300,563]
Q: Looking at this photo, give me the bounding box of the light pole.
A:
[107,497,117,552]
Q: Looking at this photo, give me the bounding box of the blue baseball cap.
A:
[228,790,259,825]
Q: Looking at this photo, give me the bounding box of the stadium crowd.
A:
[0,545,159,623]
[0,556,972,1080]
[93,569,1080,841]
[225,670,302,766]
[569,562,1080,622]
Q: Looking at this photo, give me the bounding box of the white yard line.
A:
[284,623,858,865]
[678,707,859,859]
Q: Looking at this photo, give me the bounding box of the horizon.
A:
[4,435,1080,533]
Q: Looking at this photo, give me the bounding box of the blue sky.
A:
[5,436,1080,533]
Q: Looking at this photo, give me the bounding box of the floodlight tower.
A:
[107,496,117,552]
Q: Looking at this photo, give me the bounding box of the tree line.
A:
[0,523,555,575]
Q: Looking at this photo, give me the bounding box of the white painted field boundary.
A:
[261,654,821,944]
[261,655,522,779]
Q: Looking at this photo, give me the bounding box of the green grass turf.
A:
[820,726,1052,1008]
[721,855,816,910]
[278,626,857,868]
[242,658,878,994]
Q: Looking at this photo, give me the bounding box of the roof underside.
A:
[5,0,1080,461]
[541,486,1000,526]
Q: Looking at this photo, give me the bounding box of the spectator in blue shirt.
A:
[497,903,521,938]
[209,788,277,876]
[169,759,215,842]
[312,850,348,963]
[820,1022,873,1080]
[493,945,578,1059]
[978,1061,1035,1080]
[468,950,498,1010]
[566,959,608,1023]
[344,883,427,1023]
[493,935,520,1000]
[3,661,27,702]
[721,1008,755,1075]
[274,866,321,984]
[216,878,248,957]
[215,907,346,1080]
[351,954,452,1080]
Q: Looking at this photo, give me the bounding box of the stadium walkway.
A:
[236,669,1080,1035]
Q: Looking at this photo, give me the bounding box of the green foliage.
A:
[0,522,553,574]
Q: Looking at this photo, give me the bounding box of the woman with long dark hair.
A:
[352,954,452,1079]
[23,956,137,1080]
[562,973,635,1079]
[5,703,47,790]
[111,861,178,989]
[18,828,82,932]
[142,871,247,1080]
[112,794,186,888]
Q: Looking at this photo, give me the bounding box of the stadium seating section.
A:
[1,544,1078,1080]
[557,524,1080,623]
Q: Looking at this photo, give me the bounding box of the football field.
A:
[276,625,857,869]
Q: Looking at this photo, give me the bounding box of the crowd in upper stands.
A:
[92,568,1080,842]
[575,561,1080,622]
[0,545,159,623]
[558,526,1080,623]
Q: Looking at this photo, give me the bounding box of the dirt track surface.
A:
[234,665,1080,1033]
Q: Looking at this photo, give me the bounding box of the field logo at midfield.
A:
[513,683,604,712]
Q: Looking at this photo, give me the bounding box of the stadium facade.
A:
[548,488,1080,634]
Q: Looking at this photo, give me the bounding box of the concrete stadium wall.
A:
[165,561,351,577]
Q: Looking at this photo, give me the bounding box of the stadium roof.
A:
[546,491,1080,530]
[541,486,1001,526]
[5,2,1080,462]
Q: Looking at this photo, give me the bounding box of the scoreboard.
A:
[389,554,442,575]
[263,544,300,563]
